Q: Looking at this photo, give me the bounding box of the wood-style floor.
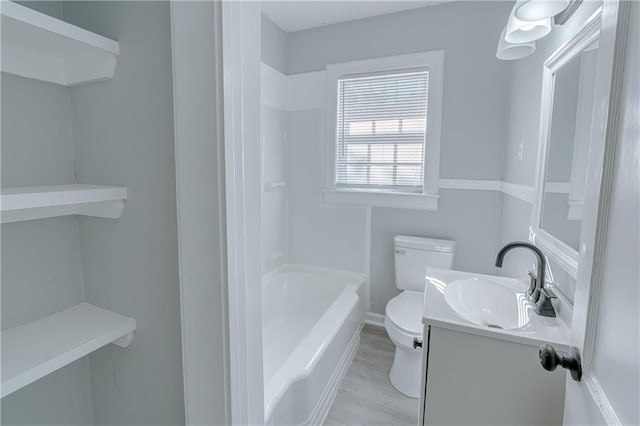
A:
[324,324,419,426]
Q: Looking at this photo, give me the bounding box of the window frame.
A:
[324,50,445,210]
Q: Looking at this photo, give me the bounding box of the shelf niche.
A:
[0,1,119,86]
[1,303,136,398]
[1,184,127,223]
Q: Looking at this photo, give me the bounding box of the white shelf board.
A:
[1,1,119,86]
[1,184,127,223]
[1,303,135,398]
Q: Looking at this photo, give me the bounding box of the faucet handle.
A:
[536,287,557,317]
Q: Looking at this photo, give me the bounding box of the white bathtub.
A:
[262,264,366,425]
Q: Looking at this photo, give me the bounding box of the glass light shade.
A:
[515,0,571,21]
[496,27,536,60]
[505,7,551,44]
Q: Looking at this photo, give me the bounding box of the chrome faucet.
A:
[495,241,556,317]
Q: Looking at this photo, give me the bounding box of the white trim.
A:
[574,3,632,421]
[323,189,439,211]
[0,1,119,86]
[324,50,445,201]
[501,181,535,203]
[530,9,602,283]
[583,375,623,426]
[222,2,265,424]
[304,325,362,426]
[438,178,501,191]
[322,179,535,209]
[541,3,629,424]
[364,312,385,328]
[170,2,230,424]
[533,228,579,279]
[363,207,372,312]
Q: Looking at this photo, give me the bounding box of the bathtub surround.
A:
[260,1,606,317]
[261,1,514,316]
[261,104,289,273]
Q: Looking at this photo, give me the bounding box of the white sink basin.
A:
[444,278,531,330]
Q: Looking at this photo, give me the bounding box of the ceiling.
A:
[262,1,458,33]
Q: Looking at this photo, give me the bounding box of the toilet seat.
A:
[385,290,424,349]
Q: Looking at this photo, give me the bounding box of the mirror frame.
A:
[530,10,602,280]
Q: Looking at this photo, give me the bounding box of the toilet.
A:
[384,235,456,398]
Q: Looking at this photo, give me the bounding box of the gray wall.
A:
[15,0,63,19]
[281,1,511,314]
[287,1,511,180]
[261,14,288,74]
[497,1,601,301]
[1,74,94,425]
[370,191,503,313]
[2,1,185,424]
[63,2,185,425]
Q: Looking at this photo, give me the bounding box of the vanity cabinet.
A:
[419,325,566,426]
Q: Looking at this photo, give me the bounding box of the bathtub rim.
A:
[261,264,367,423]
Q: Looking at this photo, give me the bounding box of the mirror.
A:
[541,40,598,251]
[532,27,600,277]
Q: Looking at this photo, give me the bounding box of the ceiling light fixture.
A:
[515,0,571,22]
[496,27,536,60]
[505,5,552,44]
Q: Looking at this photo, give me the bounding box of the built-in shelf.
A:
[1,303,135,398]
[0,1,119,86]
[1,184,127,223]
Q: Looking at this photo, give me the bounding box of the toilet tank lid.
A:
[394,235,456,253]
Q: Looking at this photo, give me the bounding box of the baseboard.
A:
[364,311,385,327]
[305,322,363,426]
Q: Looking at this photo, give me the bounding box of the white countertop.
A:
[423,267,571,349]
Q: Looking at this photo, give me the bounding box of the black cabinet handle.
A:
[539,344,582,381]
[413,338,423,349]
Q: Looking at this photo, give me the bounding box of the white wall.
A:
[261,104,289,273]
[171,1,229,423]
[261,26,290,273]
[287,108,370,273]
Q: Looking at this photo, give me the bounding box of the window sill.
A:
[323,189,439,210]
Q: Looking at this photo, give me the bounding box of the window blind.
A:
[336,70,429,191]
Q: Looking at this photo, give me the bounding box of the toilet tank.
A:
[394,236,455,291]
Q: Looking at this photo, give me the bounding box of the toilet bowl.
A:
[385,290,424,398]
[384,236,455,398]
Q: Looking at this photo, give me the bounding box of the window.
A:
[324,51,444,210]
[336,71,428,191]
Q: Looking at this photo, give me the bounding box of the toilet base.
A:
[389,345,422,398]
